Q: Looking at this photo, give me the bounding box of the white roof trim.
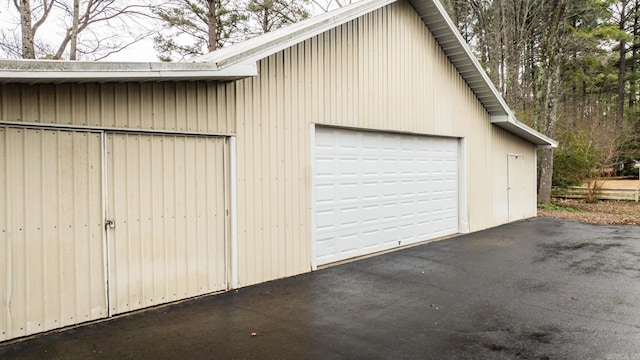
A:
[411,0,556,147]
[0,59,257,84]
[491,115,557,148]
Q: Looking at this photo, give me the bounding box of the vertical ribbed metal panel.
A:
[508,154,526,221]
[0,0,542,292]
[0,128,5,341]
[234,0,530,286]
[452,76,495,231]
[0,82,236,134]
[0,127,106,342]
[236,50,312,286]
[106,133,226,315]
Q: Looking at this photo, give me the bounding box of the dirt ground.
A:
[541,178,640,225]
[538,198,640,226]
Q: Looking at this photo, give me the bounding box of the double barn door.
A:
[1,127,228,342]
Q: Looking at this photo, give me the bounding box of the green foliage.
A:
[553,130,603,188]
[537,202,585,212]
[153,0,311,61]
[153,0,248,61]
[245,0,310,35]
[593,24,630,42]
[442,0,640,197]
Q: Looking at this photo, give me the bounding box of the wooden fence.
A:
[552,187,640,202]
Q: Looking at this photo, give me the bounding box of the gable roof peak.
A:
[195,0,556,147]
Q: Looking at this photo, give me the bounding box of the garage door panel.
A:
[314,128,459,266]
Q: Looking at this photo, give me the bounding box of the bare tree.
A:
[2,0,156,60]
[310,0,356,13]
[14,0,55,58]
[536,0,568,203]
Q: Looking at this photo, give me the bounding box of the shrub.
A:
[552,130,602,188]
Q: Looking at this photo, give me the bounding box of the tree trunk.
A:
[486,0,502,89]
[262,8,269,33]
[538,148,554,204]
[70,0,80,60]
[630,0,639,108]
[18,0,35,59]
[617,0,628,128]
[503,1,519,108]
[537,0,565,204]
[498,0,506,96]
[537,66,560,203]
[207,0,218,52]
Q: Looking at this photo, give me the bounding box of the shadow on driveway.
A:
[2,218,640,359]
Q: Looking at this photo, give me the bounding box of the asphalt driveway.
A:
[2,218,640,359]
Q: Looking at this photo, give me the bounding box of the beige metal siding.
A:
[234,0,519,286]
[0,0,542,297]
[300,3,442,133]
[106,133,227,315]
[1,127,106,342]
[0,82,236,134]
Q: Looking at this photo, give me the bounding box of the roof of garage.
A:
[0,0,556,147]
[195,0,556,147]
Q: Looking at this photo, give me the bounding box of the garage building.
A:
[0,0,556,342]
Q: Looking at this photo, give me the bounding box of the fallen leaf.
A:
[539,199,640,226]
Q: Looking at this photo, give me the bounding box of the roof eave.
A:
[0,60,257,84]
[491,115,558,148]
[409,0,556,148]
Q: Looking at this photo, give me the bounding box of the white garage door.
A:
[313,127,459,266]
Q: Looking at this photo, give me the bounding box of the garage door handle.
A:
[105,220,115,229]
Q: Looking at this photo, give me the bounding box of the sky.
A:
[0,1,159,62]
[0,1,357,63]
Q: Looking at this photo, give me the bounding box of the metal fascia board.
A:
[0,61,257,83]
[491,115,558,147]
[412,0,557,147]
[413,0,511,115]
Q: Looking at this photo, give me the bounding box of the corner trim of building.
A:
[309,123,318,271]
[458,137,470,233]
[230,136,239,289]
